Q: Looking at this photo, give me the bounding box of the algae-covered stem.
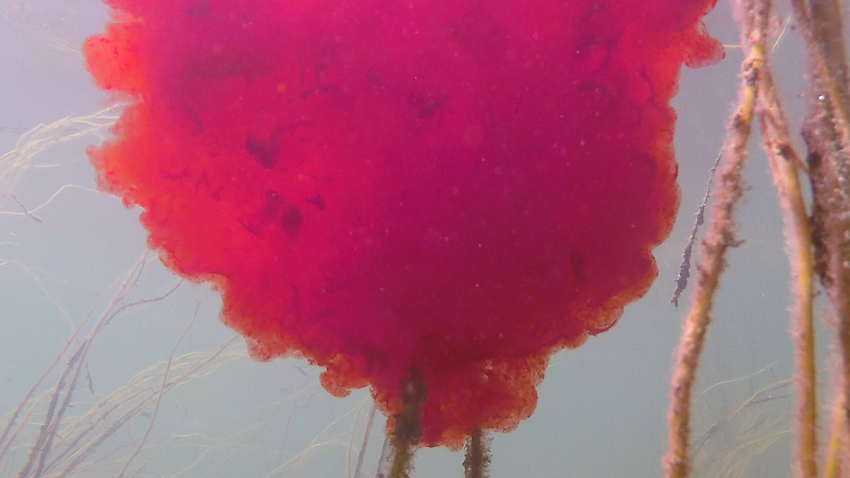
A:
[791,0,850,467]
[666,0,850,474]
[377,371,491,478]
[755,26,818,477]
[379,370,425,478]
[663,0,767,476]
[463,428,490,478]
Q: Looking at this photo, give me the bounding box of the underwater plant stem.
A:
[663,1,766,476]
[793,0,850,464]
[4,257,149,475]
[388,434,413,478]
[756,52,818,477]
[383,371,425,478]
[116,291,203,477]
[789,0,850,148]
[463,428,490,478]
[808,137,850,470]
[352,403,378,478]
[53,340,238,478]
[825,390,844,478]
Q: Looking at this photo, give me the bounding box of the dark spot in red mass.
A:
[306,195,325,212]
[245,133,280,169]
[83,0,722,448]
[411,91,446,119]
[281,205,304,237]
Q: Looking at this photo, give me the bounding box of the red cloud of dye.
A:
[84,0,721,447]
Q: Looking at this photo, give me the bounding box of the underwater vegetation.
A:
[1,0,850,476]
[667,0,850,476]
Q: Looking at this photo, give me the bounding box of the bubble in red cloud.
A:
[84,0,721,448]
